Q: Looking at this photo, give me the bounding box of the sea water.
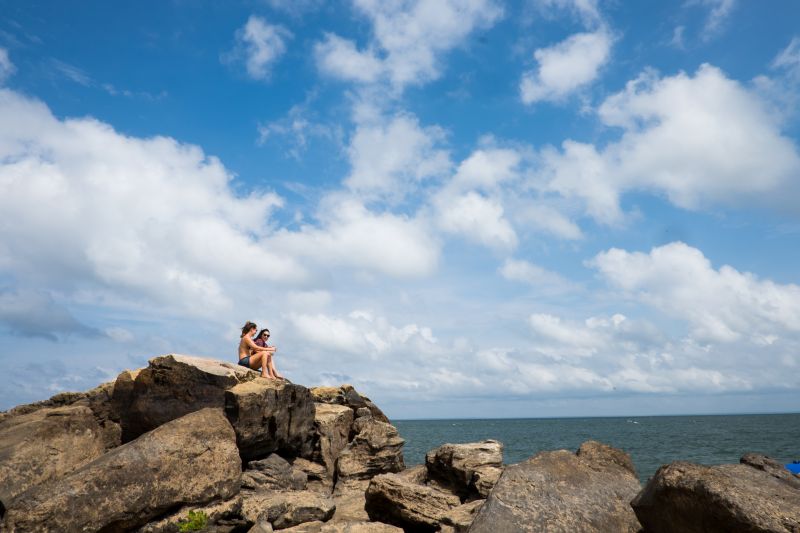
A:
[394,413,800,483]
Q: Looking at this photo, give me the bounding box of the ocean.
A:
[394,413,800,483]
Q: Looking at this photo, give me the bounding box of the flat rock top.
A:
[149,354,257,380]
[315,403,354,418]
[229,378,291,395]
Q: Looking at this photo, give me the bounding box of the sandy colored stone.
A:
[441,500,483,533]
[0,404,106,506]
[332,479,371,522]
[241,490,336,530]
[281,521,402,532]
[3,408,241,532]
[631,461,800,533]
[468,442,641,533]
[136,495,242,532]
[314,403,354,476]
[365,472,461,532]
[336,418,404,481]
[225,379,316,460]
[425,440,503,499]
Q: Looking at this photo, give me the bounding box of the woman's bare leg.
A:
[247,352,271,378]
[268,355,283,379]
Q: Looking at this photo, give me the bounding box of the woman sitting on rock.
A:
[238,321,276,378]
[254,327,284,380]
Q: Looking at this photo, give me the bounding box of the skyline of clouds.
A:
[0,1,798,418]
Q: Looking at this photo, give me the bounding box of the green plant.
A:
[177,510,208,532]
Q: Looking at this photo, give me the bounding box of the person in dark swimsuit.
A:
[254,328,284,380]
[238,321,275,378]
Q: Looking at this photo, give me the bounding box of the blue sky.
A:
[1,0,799,419]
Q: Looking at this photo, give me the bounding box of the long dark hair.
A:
[255,328,270,344]
[241,321,257,338]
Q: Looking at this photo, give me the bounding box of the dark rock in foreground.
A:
[3,407,241,532]
[468,440,641,533]
[631,460,800,533]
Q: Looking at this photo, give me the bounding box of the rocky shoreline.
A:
[0,354,798,532]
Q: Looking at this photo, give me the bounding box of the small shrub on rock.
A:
[178,510,208,532]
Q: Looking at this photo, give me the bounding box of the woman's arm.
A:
[244,336,269,351]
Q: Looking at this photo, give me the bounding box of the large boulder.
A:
[631,460,800,533]
[310,386,390,424]
[2,408,241,532]
[241,490,336,530]
[244,454,308,491]
[365,472,462,532]
[0,404,107,507]
[314,403,354,476]
[740,453,800,489]
[117,354,257,441]
[336,417,404,481]
[468,441,641,533]
[225,379,316,460]
[425,440,503,500]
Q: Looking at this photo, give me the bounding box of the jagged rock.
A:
[241,490,336,530]
[576,440,637,475]
[117,354,257,441]
[249,522,275,533]
[741,452,800,489]
[0,404,107,506]
[441,500,484,533]
[244,454,308,491]
[336,417,404,480]
[310,385,390,424]
[314,403,354,476]
[225,379,316,460]
[365,472,462,532]
[468,441,641,533]
[425,440,503,500]
[292,458,334,494]
[631,461,800,533]
[331,479,371,522]
[2,408,241,532]
[136,495,242,532]
[355,408,371,418]
[281,521,402,532]
[395,464,428,484]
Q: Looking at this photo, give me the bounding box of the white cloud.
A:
[773,36,800,78]
[0,48,15,83]
[263,0,323,15]
[539,64,800,224]
[513,203,584,240]
[700,0,737,39]
[435,191,518,251]
[315,0,504,90]
[531,0,602,28]
[520,29,612,105]
[0,89,306,316]
[591,242,800,344]
[230,15,292,80]
[0,289,99,340]
[500,259,575,291]
[345,113,451,198]
[452,148,521,190]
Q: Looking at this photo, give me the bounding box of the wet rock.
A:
[741,452,800,489]
[425,440,503,500]
[0,404,106,506]
[336,418,404,481]
[244,454,308,491]
[117,354,256,441]
[365,472,461,532]
[225,379,316,461]
[468,441,641,533]
[241,490,336,530]
[631,461,800,533]
[314,403,354,476]
[2,408,241,532]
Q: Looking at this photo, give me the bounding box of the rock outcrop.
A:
[631,460,800,533]
[425,440,503,500]
[241,490,336,530]
[365,472,461,532]
[116,354,257,441]
[3,408,241,532]
[468,441,641,533]
[310,385,390,424]
[336,417,405,481]
[225,379,316,460]
[314,403,354,476]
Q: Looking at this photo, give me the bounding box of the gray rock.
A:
[292,458,334,495]
[631,461,800,533]
[225,379,316,460]
[241,490,336,530]
[365,472,461,532]
[336,418,404,481]
[468,441,641,533]
[0,404,107,506]
[314,403,354,476]
[2,408,241,532]
[244,454,308,491]
[740,453,800,489]
[354,408,371,419]
[425,440,503,500]
[116,354,257,441]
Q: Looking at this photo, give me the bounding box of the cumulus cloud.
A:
[591,241,800,344]
[345,113,451,198]
[500,259,576,292]
[0,48,15,83]
[227,15,291,80]
[315,0,503,90]
[538,64,800,224]
[435,191,518,251]
[520,29,613,105]
[452,148,521,190]
[0,289,100,340]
